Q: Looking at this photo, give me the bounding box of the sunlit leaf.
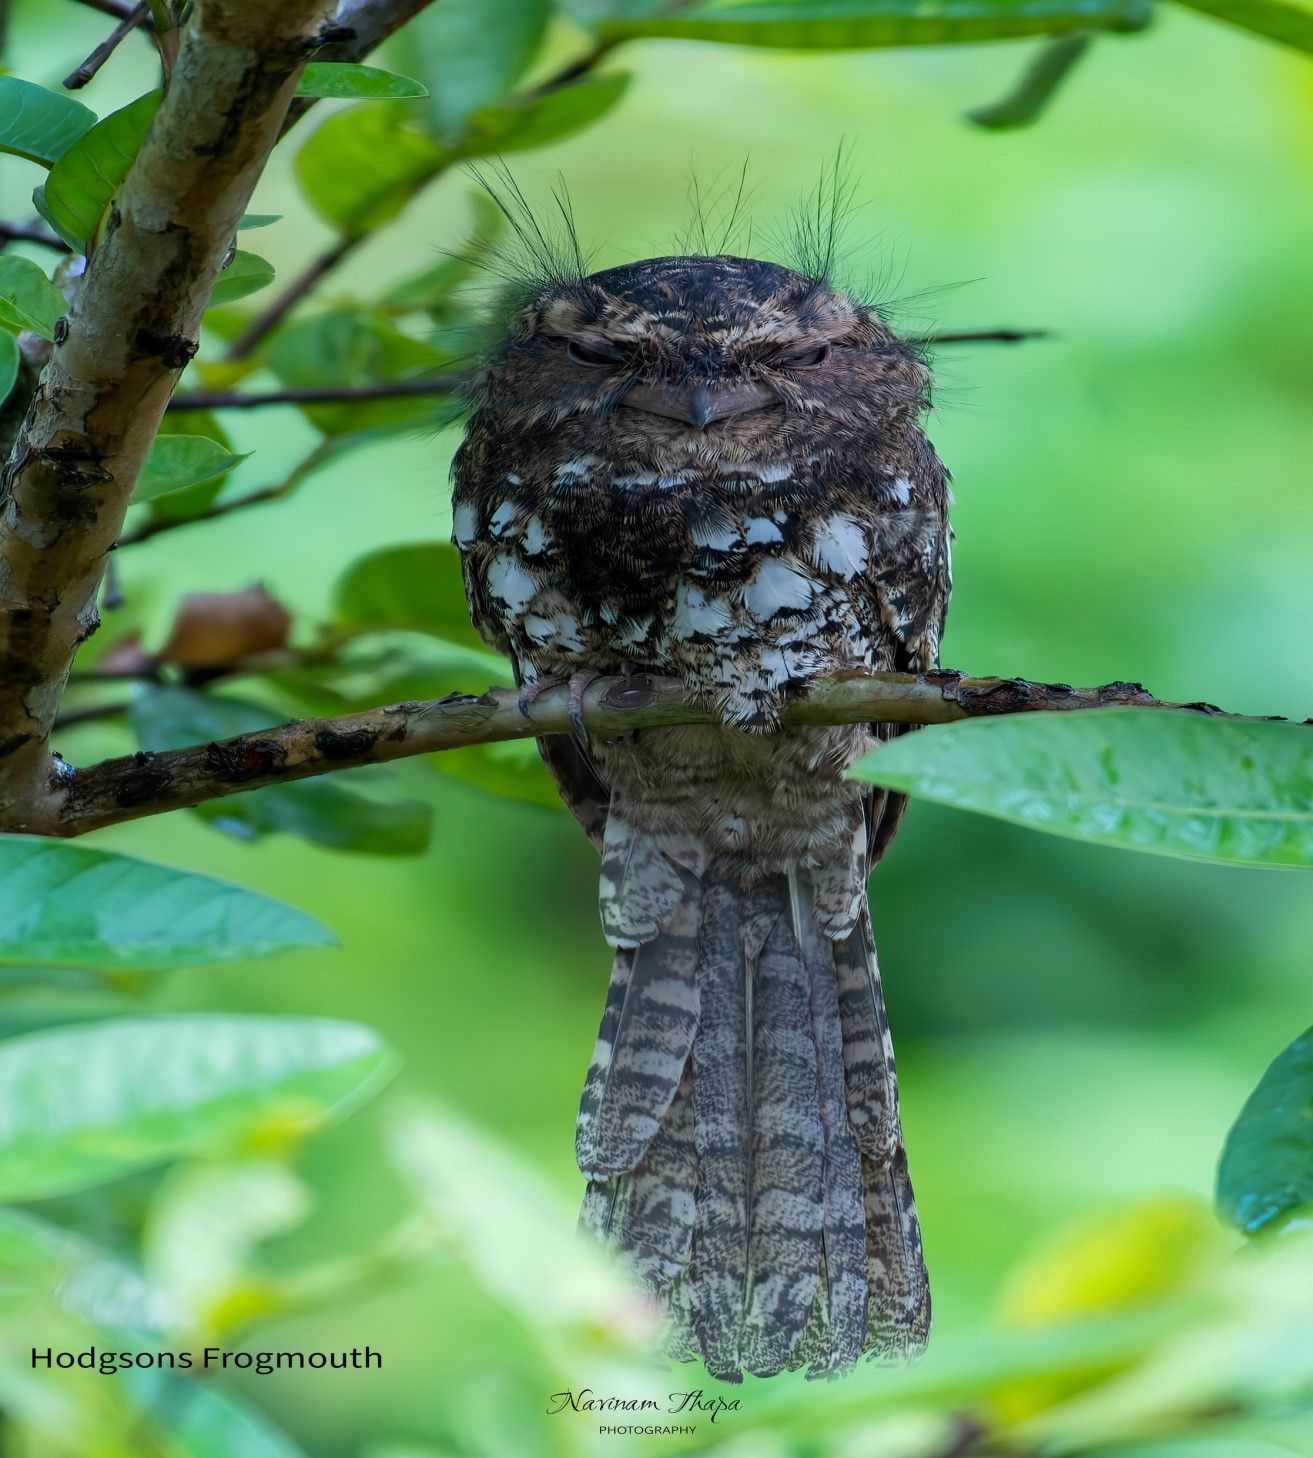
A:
[0,255,65,339]
[132,435,250,504]
[295,62,429,99]
[0,1014,396,1200]
[209,249,275,306]
[334,542,487,652]
[1174,0,1313,56]
[411,0,550,136]
[131,687,432,856]
[262,307,451,434]
[1218,1027,1313,1234]
[0,328,21,398]
[460,71,631,157]
[851,709,1313,868]
[40,91,161,251]
[294,104,447,233]
[598,0,1153,47]
[0,836,333,970]
[0,77,96,166]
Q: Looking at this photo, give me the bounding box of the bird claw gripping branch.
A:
[453,252,950,1380]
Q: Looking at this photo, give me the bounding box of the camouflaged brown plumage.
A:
[452,252,951,1380]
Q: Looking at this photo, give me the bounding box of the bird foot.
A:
[517,669,602,746]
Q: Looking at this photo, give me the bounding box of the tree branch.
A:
[225,233,363,360]
[63,0,150,90]
[47,669,1247,838]
[0,221,69,252]
[0,0,332,829]
[166,376,463,411]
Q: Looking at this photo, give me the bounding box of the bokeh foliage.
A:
[1,0,1313,1454]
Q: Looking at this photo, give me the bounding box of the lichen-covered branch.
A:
[0,0,331,828]
[49,669,1239,838]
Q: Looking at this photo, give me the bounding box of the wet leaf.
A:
[0,836,332,970]
[851,709,1313,868]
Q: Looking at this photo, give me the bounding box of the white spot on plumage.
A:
[810,513,869,579]
[488,501,516,537]
[658,474,688,490]
[523,613,554,643]
[506,472,523,485]
[744,559,816,620]
[890,474,913,504]
[486,552,539,614]
[758,460,793,483]
[672,582,734,639]
[692,520,741,552]
[617,614,655,648]
[555,458,591,484]
[521,515,548,556]
[452,503,477,548]
[555,614,586,652]
[615,472,656,489]
[744,517,783,546]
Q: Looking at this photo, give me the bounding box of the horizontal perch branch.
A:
[49,669,1245,838]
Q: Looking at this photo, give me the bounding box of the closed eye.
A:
[567,339,628,368]
[773,343,831,369]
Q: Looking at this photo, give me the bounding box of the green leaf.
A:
[598,0,1152,47]
[0,255,65,339]
[209,249,275,306]
[0,77,96,166]
[334,542,487,653]
[0,1014,395,1201]
[432,736,564,810]
[41,90,162,251]
[1173,0,1313,56]
[411,0,550,136]
[967,31,1095,129]
[122,1370,309,1458]
[1218,1027,1313,1234]
[146,411,236,522]
[295,62,429,99]
[238,213,282,229]
[850,709,1313,868]
[0,329,21,399]
[459,71,631,157]
[262,307,451,434]
[132,435,251,504]
[131,687,432,856]
[0,836,333,970]
[294,104,448,233]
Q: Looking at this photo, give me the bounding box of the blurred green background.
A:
[5,0,1313,1453]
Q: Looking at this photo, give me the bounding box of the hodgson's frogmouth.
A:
[453,252,951,1380]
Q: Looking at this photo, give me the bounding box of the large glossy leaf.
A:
[39,91,161,251]
[411,0,550,137]
[208,249,275,306]
[262,308,451,434]
[0,1014,396,1200]
[850,709,1313,868]
[0,329,21,399]
[0,836,332,970]
[0,77,96,166]
[460,71,631,157]
[131,687,432,855]
[294,104,448,233]
[132,435,250,504]
[334,542,487,653]
[295,61,429,99]
[0,255,65,339]
[1174,0,1313,55]
[1218,1027,1313,1234]
[598,0,1152,46]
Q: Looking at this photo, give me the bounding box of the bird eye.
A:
[567,339,625,368]
[775,343,831,369]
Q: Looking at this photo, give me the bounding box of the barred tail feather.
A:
[577,842,929,1379]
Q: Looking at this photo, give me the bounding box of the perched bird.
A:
[452,250,951,1380]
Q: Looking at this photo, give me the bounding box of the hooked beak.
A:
[619,378,778,428]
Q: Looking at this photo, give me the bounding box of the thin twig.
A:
[49,669,1263,837]
[68,0,136,17]
[63,0,150,90]
[525,38,621,98]
[167,376,463,411]
[0,221,67,252]
[225,234,363,360]
[911,328,1051,346]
